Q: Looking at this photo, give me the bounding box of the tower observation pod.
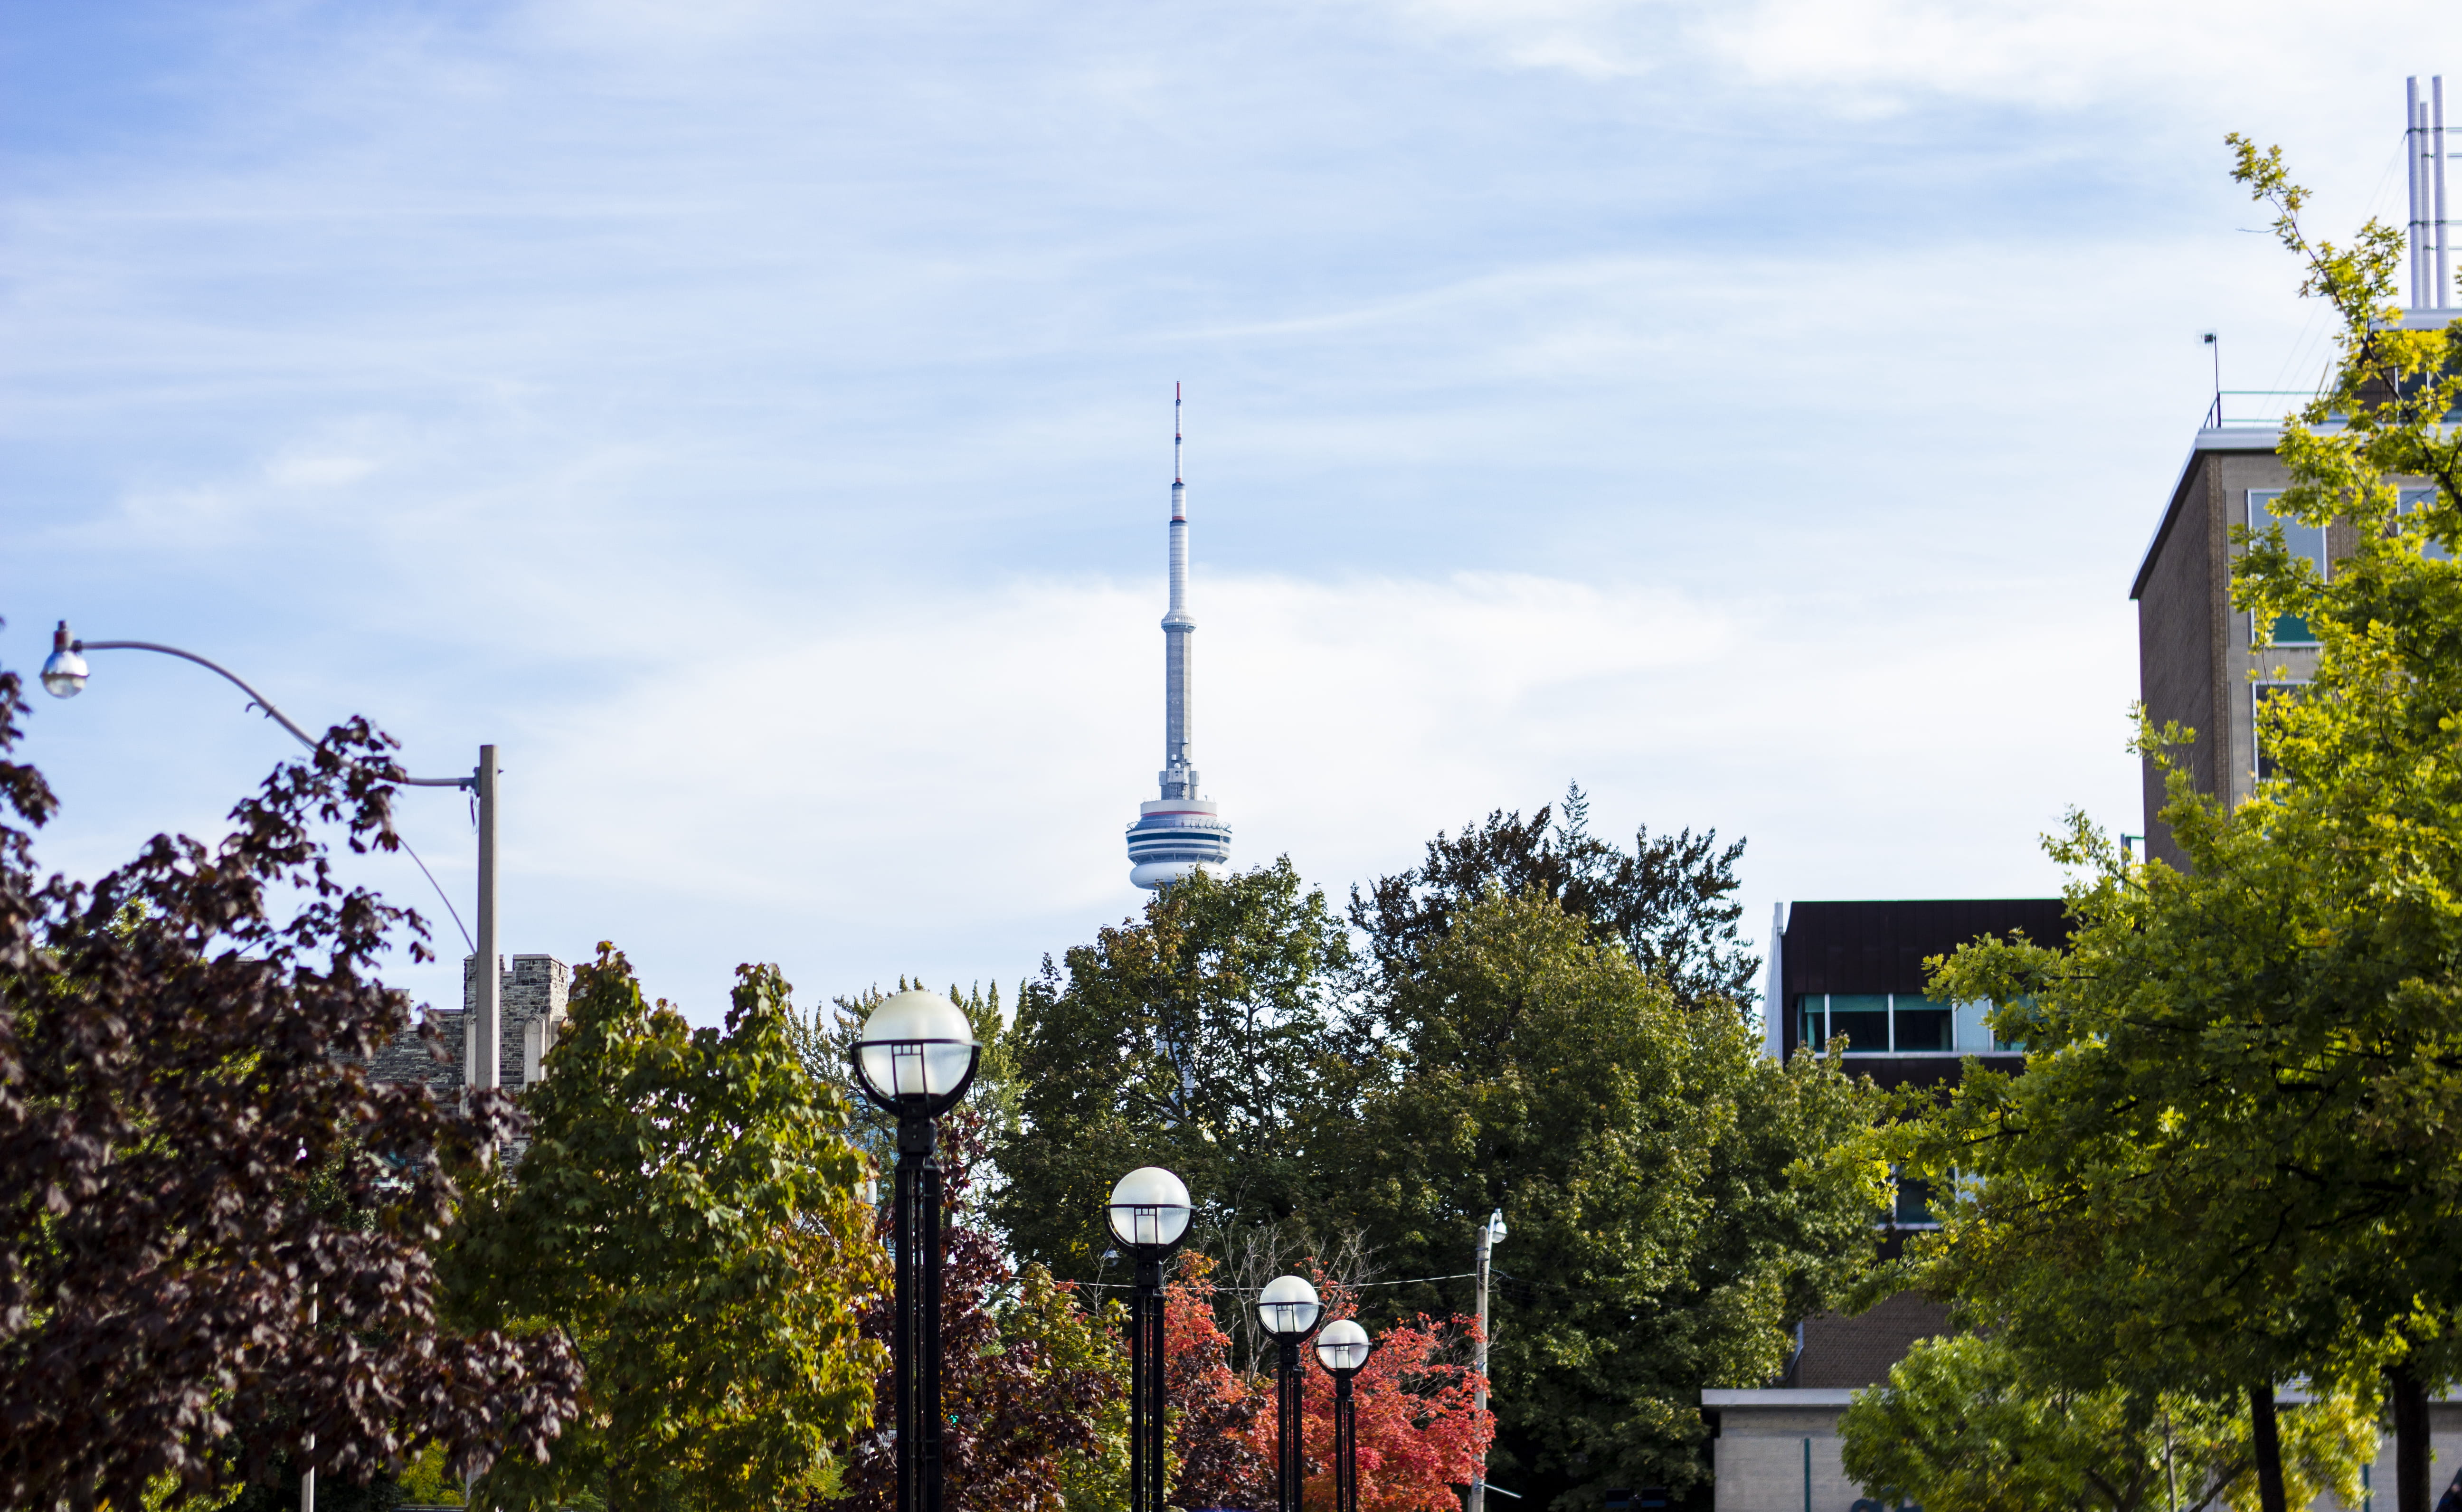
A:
[1126,385,1234,889]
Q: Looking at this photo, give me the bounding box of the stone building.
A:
[368,952,570,1096]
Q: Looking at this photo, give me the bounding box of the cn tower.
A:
[1125,385,1233,889]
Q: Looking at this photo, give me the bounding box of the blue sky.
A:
[2,0,2448,1022]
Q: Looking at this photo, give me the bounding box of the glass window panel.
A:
[2249,491,2323,644]
[1892,994,1952,1051]
[1952,999,1996,1053]
[1827,994,1890,1054]
[1796,994,1827,1050]
[1894,1173,1937,1226]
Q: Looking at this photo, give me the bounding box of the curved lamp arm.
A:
[52,627,480,949]
[73,638,474,790]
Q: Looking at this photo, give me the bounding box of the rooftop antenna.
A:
[2437,76,2451,310]
[2410,76,2453,311]
[2412,77,2426,308]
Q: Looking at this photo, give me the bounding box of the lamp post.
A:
[1257,1275,1324,1512]
[849,991,981,1512]
[37,623,504,1090]
[1314,1318,1373,1512]
[1107,1166,1193,1512]
[1469,1208,1507,1512]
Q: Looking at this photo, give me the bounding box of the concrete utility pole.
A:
[471,746,501,1094]
[1470,1208,1507,1512]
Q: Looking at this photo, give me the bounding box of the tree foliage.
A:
[1348,784,1757,1013]
[1840,1334,2373,1512]
[1159,1257,1491,1512]
[443,947,883,1512]
[993,860,1358,1281]
[1875,142,2462,1508]
[1345,892,1883,1505]
[0,683,581,1512]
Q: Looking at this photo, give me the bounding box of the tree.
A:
[1348,785,1757,1013]
[442,947,884,1512]
[1341,891,1883,1508]
[1159,1257,1491,1512]
[824,1113,1121,1512]
[992,860,1359,1282]
[1883,142,2462,1512]
[1839,1333,2373,1512]
[0,682,581,1511]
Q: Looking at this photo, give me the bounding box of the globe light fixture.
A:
[1108,1165,1193,1512]
[1106,1165,1193,1252]
[1314,1318,1376,1512]
[40,623,88,698]
[850,991,980,1512]
[1257,1276,1324,1512]
[850,989,981,1114]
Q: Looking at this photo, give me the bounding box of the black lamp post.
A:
[1257,1275,1324,1512]
[850,991,981,1512]
[1107,1166,1193,1512]
[1314,1318,1374,1512]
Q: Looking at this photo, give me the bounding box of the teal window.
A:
[1892,1170,1937,1226]
[1827,994,1891,1052]
[1891,995,1952,1052]
[2248,491,2324,644]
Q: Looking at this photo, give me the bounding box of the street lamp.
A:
[1470,1207,1507,1512]
[1313,1318,1374,1512]
[38,622,506,1096]
[1257,1275,1323,1512]
[1107,1165,1192,1512]
[849,990,981,1512]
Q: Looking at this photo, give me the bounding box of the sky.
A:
[1,0,2452,1024]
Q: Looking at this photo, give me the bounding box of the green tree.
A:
[991,860,1358,1280]
[1345,891,1884,1508]
[1884,141,2462,1512]
[443,947,885,1512]
[1839,1334,2373,1512]
[1349,784,1757,1013]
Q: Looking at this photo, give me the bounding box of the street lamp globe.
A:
[1258,1275,1322,1341]
[1107,1166,1193,1252]
[40,623,87,699]
[1314,1318,1372,1374]
[849,989,979,1116]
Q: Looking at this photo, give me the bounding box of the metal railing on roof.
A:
[2205,389,2327,429]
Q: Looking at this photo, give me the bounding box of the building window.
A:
[2247,490,2323,645]
[1892,1168,1938,1227]
[2254,680,2307,783]
[1798,993,2021,1055]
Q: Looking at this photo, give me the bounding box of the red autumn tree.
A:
[1162,1263,1492,1512]
[1165,1254,1272,1511]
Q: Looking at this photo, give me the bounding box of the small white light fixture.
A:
[1314,1317,1372,1375]
[848,990,979,1115]
[1106,1166,1193,1252]
[40,622,88,699]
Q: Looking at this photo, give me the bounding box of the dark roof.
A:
[1780,898,2069,998]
